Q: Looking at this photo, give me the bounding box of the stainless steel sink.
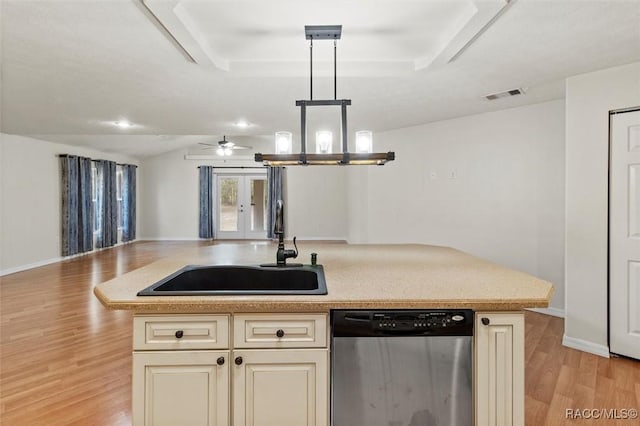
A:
[137,264,327,296]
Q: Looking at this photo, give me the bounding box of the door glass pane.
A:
[219,177,239,232]
[250,178,267,232]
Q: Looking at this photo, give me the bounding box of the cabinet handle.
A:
[276,329,285,338]
[481,317,490,326]
[217,357,225,366]
[235,356,243,365]
[175,330,184,338]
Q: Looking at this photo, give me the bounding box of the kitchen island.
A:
[95,243,553,426]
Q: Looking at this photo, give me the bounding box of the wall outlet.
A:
[448,170,457,179]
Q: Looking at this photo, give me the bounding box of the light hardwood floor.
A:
[1,241,639,425]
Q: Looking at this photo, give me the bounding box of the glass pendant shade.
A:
[275,131,293,154]
[216,147,225,156]
[316,131,333,154]
[355,130,373,153]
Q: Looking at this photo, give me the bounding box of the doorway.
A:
[216,174,268,239]
[609,108,640,360]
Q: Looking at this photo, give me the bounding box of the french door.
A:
[216,174,268,239]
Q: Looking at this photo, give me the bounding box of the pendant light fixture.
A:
[255,25,395,166]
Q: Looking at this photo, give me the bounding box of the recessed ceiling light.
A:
[114,120,132,128]
[235,120,250,128]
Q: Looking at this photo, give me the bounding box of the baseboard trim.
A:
[139,237,347,243]
[527,307,565,318]
[0,241,136,277]
[138,237,202,241]
[0,257,63,277]
[292,237,348,242]
[562,335,610,358]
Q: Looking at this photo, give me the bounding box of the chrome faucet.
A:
[274,200,298,266]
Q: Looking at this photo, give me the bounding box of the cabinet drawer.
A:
[133,315,229,350]
[233,313,327,348]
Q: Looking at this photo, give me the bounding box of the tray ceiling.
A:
[1,0,639,158]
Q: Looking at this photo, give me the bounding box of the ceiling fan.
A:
[199,136,252,156]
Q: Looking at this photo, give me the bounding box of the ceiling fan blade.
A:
[199,142,217,147]
[231,145,252,150]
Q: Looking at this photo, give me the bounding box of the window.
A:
[87,160,130,247]
[116,165,124,230]
[91,162,100,234]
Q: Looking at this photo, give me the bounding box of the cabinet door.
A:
[232,349,328,426]
[133,350,229,426]
[475,312,524,426]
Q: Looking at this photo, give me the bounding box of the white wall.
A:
[139,148,350,241]
[139,148,200,240]
[348,100,566,311]
[0,133,139,274]
[287,166,348,240]
[347,166,369,244]
[564,62,640,355]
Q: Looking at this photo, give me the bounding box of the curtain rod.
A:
[57,154,138,168]
[197,166,272,169]
[102,161,138,168]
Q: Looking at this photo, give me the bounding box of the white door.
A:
[217,174,268,240]
[610,109,640,360]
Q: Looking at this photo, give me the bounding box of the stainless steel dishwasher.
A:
[331,310,473,426]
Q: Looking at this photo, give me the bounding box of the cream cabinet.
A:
[232,313,329,426]
[132,313,328,426]
[133,350,230,426]
[232,349,328,426]
[133,314,229,351]
[474,312,525,426]
[233,313,327,349]
[133,315,231,426]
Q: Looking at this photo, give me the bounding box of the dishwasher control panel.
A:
[373,311,467,331]
[332,309,473,337]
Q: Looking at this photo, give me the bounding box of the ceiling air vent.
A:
[484,88,526,100]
